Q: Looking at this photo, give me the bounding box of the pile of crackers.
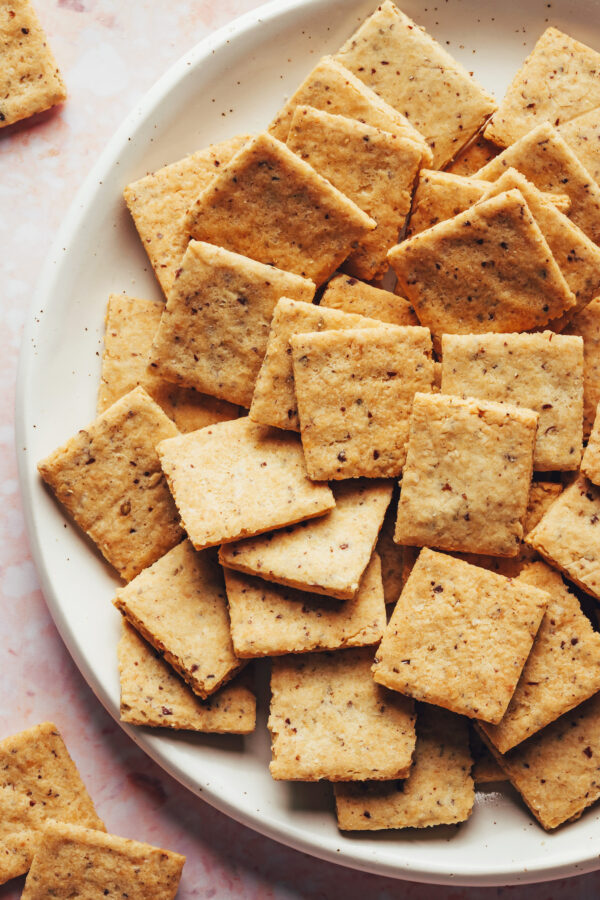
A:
[38,2,600,836]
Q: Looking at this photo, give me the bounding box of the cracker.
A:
[220,480,392,599]
[389,189,576,343]
[225,552,386,657]
[478,692,600,830]
[474,123,600,245]
[407,170,489,237]
[480,561,600,753]
[268,54,431,162]
[38,386,182,582]
[292,325,434,479]
[470,729,508,784]
[320,274,418,326]
[335,1,496,169]
[21,822,185,900]
[563,297,600,437]
[484,28,600,149]
[148,241,315,408]
[287,105,423,280]
[445,132,500,176]
[118,621,255,733]
[375,489,404,605]
[526,473,600,600]
[98,294,238,431]
[123,134,248,296]
[268,647,415,781]
[0,0,66,128]
[559,106,600,186]
[334,704,474,829]
[441,331,584,471]
[114,540,242,699]
[0,723,104,884]
[373,549,549,723]
[394,393,538,557]
[157,417,334,550]
[184,132,375,286]
[582,404,600,484]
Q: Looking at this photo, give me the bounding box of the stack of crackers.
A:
[37,1,600,838]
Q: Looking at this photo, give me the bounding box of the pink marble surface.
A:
[2,1,600,897]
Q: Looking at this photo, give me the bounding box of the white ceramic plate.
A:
[17,0,600,885]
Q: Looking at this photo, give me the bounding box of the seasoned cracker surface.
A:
[445,132,500,176]
[320,274,418,326]
[118,621,255,733]
[373,549,549,723]
[559,106,600,186]
[563,296,600,437]
[114,540,241,699]
[185,132,375,286]
[292,325,434,479]
[394,393,538,557]
[407,170,488,237]
[38,386,182,582]
[335,704,474,829]
[268,647,415,781]
[158,416,334,549]
[149,241,315,408]
[582,404,600,484]
[225,552,386,658]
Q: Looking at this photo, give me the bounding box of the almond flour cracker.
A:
[407,170,489,237]
[563,297,600,437]
[319,274,418,327]
[581,404,600,484]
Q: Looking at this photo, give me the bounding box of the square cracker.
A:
[0,0,66,128]
[118,621,255,733]
[389,189,576,343]
[268,646,416,781]
[224,552,386,658]
[98,294,238,432]
[21,822,185,900]
[526,473,600,600]
[480,561,600,754]
[407,170,489,237]
[474,123,600,245]
[38,386,183,583]
[157,416,334,550]
[334,704,474,830]
[219,480,392,600]
[394,393,538,557]
[149,241,315,408]
[0,723,104,885]
[445,132,500,176]
[372,548,549,724]
[441,331,584,471]
[563,297,600,437]
[559,107,600,186]
[334,1,496,169]
[581,404,600,484]
[320,274,418,327]
[375,489,404,605]
[286,105,423,280]
[484,27,600,149]
[267,54,431,162]
[123,134,248,297]
[292,325,434,480]
[478,691,600,830]
[184,132,375,286]
[114,540,242,699]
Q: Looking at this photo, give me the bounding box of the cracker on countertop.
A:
[559,107,600,186]
[320,274,418,326]
[445,131,500,176]
[287,105,423,280]
[118,621,255,733]
[389,189,576,344]
[0,0,66,128]
[38,386,183,583]
[441,331,584,471]
[334,704,474,829]
[563,297,600,437]
[334,1,496,169]
[268,54,431,163]
[373,549,549,724]
[20,822,184,900]
[394,393,538,558]
[225,552,386,658]
[249,297,381,432]
[123,134,249,297]
[484,27,600,149]
[407,170,489,237]
[157,416,334,550]
[480,561,600,753]
[98,293,238,431]
[375,488,403,605]
[582,404,600,484]
[220,479,391,599]
[292,325,434,479]
[114,540,242,699]
[184,132,375,286]
[0,723,104,885]
[148,241,315,408]
[268,646,415,781]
